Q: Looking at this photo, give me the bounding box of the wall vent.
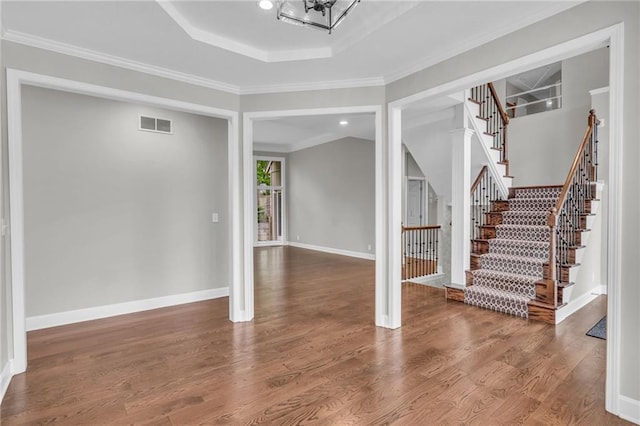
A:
[139,115,172,134]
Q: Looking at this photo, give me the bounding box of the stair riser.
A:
[543,264,574,283]
[471,255,481,270]
[527,302,555,324]
[466,270,474,285]
[492,200,509,212]
[480,226,496,239]
[486,212,503,225]
[472,240,489,254]
[445,287,465,302]
[534,279,556,305]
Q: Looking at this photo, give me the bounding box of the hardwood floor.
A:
[0,246,629,425]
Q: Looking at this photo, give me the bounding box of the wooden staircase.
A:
[446,87,601,325]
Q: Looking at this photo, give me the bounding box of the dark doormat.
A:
[586,316,606,340]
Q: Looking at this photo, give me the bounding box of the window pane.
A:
[256,160,282,186]
[257,188,283,242]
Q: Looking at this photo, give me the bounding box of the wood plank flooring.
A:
[0,246,629,425]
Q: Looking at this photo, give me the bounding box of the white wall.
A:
[591,88,610,294]
[508,48,609,186]
[405,151,424,178]
[21,86,229,316]
[288,137,375,256]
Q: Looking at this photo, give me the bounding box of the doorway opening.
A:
[255,157,286,245]
[6,69,241,375]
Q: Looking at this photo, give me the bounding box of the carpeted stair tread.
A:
[495,224,550,242]
[472,268,540,283]
[501,210,549,226]
[471,269,537,298]
[480,253,545,277]
[464,285,530,318]
[488,239,549,259]
[512,187,562,199]
[507,197,558,212]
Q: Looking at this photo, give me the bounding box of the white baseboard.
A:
[403,273,445,288]
[26,287,229,331]
[600,284,608,295]
[287,242,375,261]
[619,395,640,424]
[1,359,14,404]
[555,286,601,324]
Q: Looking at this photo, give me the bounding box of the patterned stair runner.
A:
[465,186,562,318]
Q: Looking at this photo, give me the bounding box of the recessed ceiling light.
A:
[258,0,273,10]
[339,120,349,126]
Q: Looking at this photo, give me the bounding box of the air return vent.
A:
[139,115,172,134]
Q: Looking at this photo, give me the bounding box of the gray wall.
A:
[22,86,229,316]
[508,48,609,186]
[288,137,375,255]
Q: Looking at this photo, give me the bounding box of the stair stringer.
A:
[464,97,511,197]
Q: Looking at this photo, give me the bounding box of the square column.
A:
[450,128,474,287]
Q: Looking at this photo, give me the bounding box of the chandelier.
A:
[276,0,361,34]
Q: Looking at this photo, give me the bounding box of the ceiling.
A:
[1,1,581,94]
[0,1,580,155]
[253,112,375,152]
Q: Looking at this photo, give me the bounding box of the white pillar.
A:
[450,128,474,287]
[384,106,403,329]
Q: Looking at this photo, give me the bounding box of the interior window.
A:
[505,62,562,118]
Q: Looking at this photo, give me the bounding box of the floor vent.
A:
[139,115,172,134]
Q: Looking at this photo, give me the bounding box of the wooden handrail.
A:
[470,165,488,194]
[402,225,441,232]
[553,110,600,215]
[545,109,599,305]
[488,82,510,125]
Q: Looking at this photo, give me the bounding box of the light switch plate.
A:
[211,213,219,223]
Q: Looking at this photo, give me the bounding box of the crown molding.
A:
[239,76,385,95]
[1,29,242,95]
[1,29,386,96]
